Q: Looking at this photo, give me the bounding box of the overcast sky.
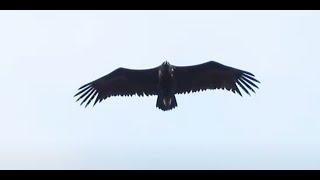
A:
[0,10,319,170]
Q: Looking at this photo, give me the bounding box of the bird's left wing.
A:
[74,67,159,107]
[173,61,260,96]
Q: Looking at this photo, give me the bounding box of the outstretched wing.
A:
[173,61,260,96]
[74,67,159,107]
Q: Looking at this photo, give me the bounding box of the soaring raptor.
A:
[74,61,260,111]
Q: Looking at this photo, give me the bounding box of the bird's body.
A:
[74,61,260,111]
[156,61,177,110]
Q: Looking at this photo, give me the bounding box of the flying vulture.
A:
[74,61,260,111]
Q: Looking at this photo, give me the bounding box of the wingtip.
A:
[74,91,81,98]
[78,83,91,90]
[243,71,255,77]
[76,97,82,102]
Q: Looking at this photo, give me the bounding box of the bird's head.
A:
[162,61,170,67]
[159,61,174,77]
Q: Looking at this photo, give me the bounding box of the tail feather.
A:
[156,94,177,111]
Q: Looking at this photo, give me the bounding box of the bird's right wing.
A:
[173,61,260,96]
[74,67,159,107]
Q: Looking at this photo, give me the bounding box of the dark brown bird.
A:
[74,61,260,111]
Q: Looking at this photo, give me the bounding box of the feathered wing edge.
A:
[74,82,100,107]
[229,70,260,96]
[73,67,159,107]
[73,80,157,108]
[174,61,260,96]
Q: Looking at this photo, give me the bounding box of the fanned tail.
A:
[156,94,177,111]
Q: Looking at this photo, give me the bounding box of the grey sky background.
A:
[0,11,319,169]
